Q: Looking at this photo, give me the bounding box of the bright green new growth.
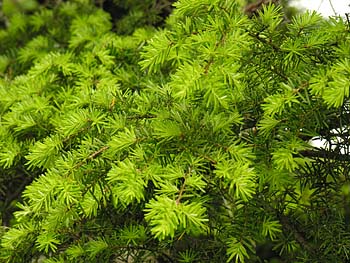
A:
[0,0,350,262]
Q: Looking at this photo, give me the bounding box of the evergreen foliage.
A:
[0,0,350,262]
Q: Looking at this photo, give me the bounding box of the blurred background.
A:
[291,0,350,17]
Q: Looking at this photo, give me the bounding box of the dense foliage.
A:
[0,0,350,262]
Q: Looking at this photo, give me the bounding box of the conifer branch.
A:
[300,149,350,161]
[1,1,350,262]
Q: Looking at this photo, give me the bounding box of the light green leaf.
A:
[108,127,137,153]
[36,232,61,253]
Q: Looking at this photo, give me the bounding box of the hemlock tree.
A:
[0,0,350,262]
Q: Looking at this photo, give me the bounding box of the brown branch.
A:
[74,145,110,170]
[278,214,317,256]
[201,154,217,165]
[176,177,187,205]
[245,0,279,16]
[176,167,193,205]
[87,145,109,160]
